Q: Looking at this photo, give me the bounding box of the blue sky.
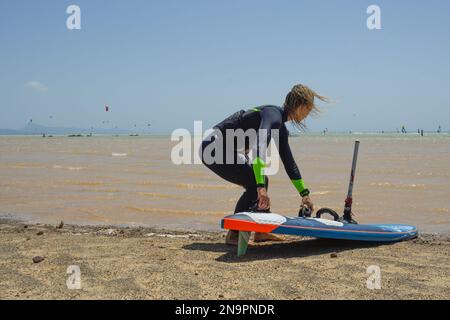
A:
[1,0,449,133]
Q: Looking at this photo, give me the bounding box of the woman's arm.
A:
[278,125,310,197]
[251,107,282,188]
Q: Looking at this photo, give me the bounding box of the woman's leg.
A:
[202,137,271,213]
[201,138,280,244]
[201,137,254,190]
[234,176,269,213]
[234,189,257,214]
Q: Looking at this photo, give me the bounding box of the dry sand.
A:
[1,219,449,300]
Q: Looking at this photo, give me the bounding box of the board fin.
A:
[237,231,251,257]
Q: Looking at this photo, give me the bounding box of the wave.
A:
[175,183,239,190]
[432,208,450,214]
[126,206,225,216]
[64,180,105,186]
[311,191,330,195]
[78,209,109,222]
[85,188,120,193]
[53,165,86,171]
[112,152,127,157]
[138,192,181,199]
[370,182,426,189]
[8,163,46,169]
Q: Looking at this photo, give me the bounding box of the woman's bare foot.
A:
[225,230,239,246]
[253,232,285,243]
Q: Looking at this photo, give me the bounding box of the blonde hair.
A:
[284,84,328,130]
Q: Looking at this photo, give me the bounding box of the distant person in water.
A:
[201,84,327,245]
[402,126,407,134]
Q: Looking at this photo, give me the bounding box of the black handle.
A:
[316,208,341,221]
[298,207,312,218]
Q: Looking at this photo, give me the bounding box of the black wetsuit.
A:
[201,105,309,213]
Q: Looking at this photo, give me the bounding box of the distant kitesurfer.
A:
[201,84,327,245]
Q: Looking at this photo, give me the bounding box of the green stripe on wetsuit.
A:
[252,157,266,186]
[250,107,264,186]
[292,179,310,196]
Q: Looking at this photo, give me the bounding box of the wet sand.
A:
[1,219,449,300]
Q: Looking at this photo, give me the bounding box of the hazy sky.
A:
[1,0,449,133]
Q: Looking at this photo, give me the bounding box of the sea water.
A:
[0,134,449,233]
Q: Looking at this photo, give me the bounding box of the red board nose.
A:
[223,218,277,233]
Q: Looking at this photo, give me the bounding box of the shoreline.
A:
[2,212,450,237]
[1,218,449,299]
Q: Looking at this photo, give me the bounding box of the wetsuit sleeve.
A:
[252,107,282,188]
[278,125,310,197]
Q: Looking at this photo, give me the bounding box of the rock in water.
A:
[33,256,45,263]
[330,252,338,258]
[36,231,44,236]
[57,221,64,229]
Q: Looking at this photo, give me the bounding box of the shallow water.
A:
[0,134,449,233]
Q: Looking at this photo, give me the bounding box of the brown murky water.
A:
[0,135,449,233]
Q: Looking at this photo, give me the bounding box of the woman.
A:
[201,84,327,245]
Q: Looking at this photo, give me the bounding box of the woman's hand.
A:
[257,187,271,210]
[301,195,314,213]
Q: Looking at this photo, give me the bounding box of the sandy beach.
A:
[1,135,450,300]
[1,219,449,300]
